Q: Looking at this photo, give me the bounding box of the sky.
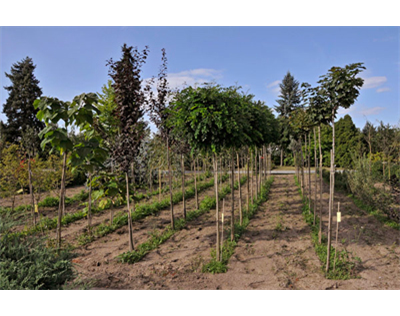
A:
[0,26,399,131]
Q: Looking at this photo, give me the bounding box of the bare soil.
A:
[4,170,398,289]
[303,175,400,290]
[66,175,399,290]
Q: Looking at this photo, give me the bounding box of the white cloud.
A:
[266,80,281,94]
[337,104,385,118]
[361,76,387,89]
[267,80,280,89]
[359,106,385,116]
[337,107,354,115]
[166,68,223,89]
[376,87,390,93]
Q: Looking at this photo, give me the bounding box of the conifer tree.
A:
[275,71,301,166]
[275,71,301,117]
[2,57,44,143]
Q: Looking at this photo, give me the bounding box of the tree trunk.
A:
[213,153,220,261]
[326,150,333,271]
[299,138,305,195]
[258,152,261,193]
[266,147,269,179]
[247,147,250,210]
[237,152,242,225]
[87,173,92,232]
[131,163,136,214]
[261,146,265,182]
[280,148,283,167]
[126,172,134,251]
[56,151,67,248]
[181,153,186,219]
[313,127,317,226]
[255,148,258,200]
[266,147,268,177]
[228,159,231,185]
[194,157,199,210]
[167,137,174,230]
[219,157,221,186]
[383,155,386,182]
[231,149,235,241]
[269,145,272,177]
[318,125,323,244]
[308,133,311,213]
[368,129,372,173]
[158,169,162,202]
[305,134,308,203]
[326,112,336,273]
[149,168,152,193]
[250,150,254,204]
[110,200,114,225]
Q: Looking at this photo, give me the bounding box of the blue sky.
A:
[1,26,399,130]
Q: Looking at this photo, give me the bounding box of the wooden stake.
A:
[213,154,220,262]
[237,152,243,225]
[318,125,323,244]
[250,150,254,204]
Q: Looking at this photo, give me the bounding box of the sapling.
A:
[35,93,100,247]
[107,43,149,251]
[317,63,365,272]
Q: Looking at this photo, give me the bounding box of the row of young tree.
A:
[274,70,399,268]
[0,45,278,259]
[274,64,367,272]
[1,45,397,273]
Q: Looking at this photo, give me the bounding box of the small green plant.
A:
[0,213,75,289]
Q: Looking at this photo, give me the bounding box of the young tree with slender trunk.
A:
[35,93,100,247]
[317,63,365,272]
[170,83,254,259]
[107,44,149,251]
[147,48,176,229]
[70,130,108,232]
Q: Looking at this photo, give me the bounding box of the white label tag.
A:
[337,212,341,222]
